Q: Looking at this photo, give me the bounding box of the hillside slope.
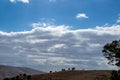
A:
[0,65,45,80]
[31,70,111,80]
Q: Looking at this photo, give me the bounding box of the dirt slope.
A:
[31,70,111,80]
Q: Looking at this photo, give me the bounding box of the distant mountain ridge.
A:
[0,65,45,80]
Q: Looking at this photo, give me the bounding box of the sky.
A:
[0,0,120,72]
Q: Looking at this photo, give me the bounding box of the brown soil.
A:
[31,70,111,80]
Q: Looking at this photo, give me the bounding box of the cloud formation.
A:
[117,17,120,23]
[76,13,88,19]
[49,0,56,2]
[0,23,120,71]
[9,0,29,3]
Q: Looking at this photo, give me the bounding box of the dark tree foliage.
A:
[102,40,120,67]
[61,69,66,71]
[68,68,70,71]
[49,71,52,73]
[23,73,27,77]
[27,75,31,80]
[3,74,31,80]
[3,78,9,80]
[72,67,75,71]
[110,70,120,80]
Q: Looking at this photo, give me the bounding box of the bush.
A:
[110,70,120,80]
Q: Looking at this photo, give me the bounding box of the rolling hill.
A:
[31,70,111,80]
[1,65,113,80]
[0,65,45,80]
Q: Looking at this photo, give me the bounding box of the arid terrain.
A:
[31,70,111,80]
[0,65,112,80]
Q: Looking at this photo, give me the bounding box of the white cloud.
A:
[117,20,120,23]
[49,0,56,2]
[116,17,120,23]
[0,23,120,71]
[9,0,29,3]
[10,0,15,3]
[76,13,88,19]
[48,44,66,52]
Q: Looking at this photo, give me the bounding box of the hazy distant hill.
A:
[31,70,111,80]
[0,65,45,80]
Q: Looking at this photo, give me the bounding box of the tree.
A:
[27,75,31,80]
[49,71,52,73]
[11,77,16,80]
[61,69,66,71]
[3,78,9,80]
[68,68,70,71]
[15,75,19,80]
[23,73,27,77]
[72,67,75,71]
[110,70,120,80]
[102,40,120,80]
[102,40,120,67]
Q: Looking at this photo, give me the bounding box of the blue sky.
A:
[0,0,120,72]
[0,0,120,32]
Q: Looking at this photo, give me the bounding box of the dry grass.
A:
[31,70,111,80]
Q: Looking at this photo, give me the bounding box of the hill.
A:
[0,65,45,80]
[31,70,111,80]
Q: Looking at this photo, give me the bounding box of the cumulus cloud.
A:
[76,13,88,19]
[0,23,120,71]
[9,0,29,3]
